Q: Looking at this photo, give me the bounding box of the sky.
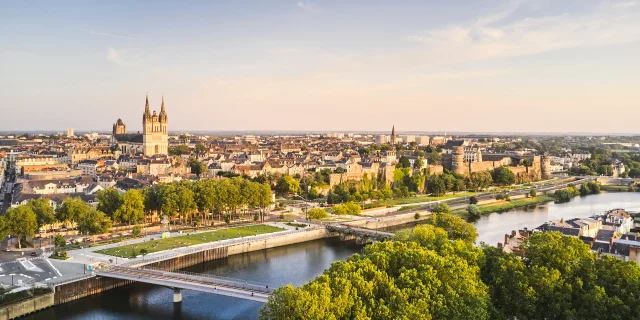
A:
[1,0,640,133]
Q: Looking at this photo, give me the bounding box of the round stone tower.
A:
[541,154,551,179]
[452,146,465,175]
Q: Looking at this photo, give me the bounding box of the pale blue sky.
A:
[1,0,639,133]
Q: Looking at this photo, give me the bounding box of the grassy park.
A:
[95,224,284,258]
[454,196,555,219]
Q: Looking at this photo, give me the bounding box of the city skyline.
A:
[2,0,640,132]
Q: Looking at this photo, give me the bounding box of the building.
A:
[113,119,126,134]
[142,95,169,156]
[390,126,396,145]
[66,128,74,137]
[375,135,388,144]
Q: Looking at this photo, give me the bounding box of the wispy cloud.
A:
[406,1,640,62]
[86,29,135,40]
[296,1,316,11]
[106,47,144,67]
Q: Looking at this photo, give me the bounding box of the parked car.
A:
[4,248,10,252]
[83,237,93,243]
[59,228,68,232]
[30,252,38,257]
[99,236,109,240]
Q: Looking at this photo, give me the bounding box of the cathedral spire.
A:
[159,95,167,122]
[144,94,151,119]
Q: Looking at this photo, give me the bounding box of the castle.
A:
[111,95,169,157]
[442,144,552,182]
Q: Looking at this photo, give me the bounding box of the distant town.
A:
[1,96,639,318]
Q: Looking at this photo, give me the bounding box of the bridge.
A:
[326,224,394,243]
[96,266,272,303]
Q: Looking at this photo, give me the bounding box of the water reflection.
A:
[25,238,363,320]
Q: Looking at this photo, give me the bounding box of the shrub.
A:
[466,204,481,219]
[469,196,478,205]
[132,225,142,237]
[307,208,328,220]
[414,212,421,220]
[529,189,537,198]
[432,202,451,214]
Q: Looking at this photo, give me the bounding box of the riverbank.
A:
[454,195,555,219]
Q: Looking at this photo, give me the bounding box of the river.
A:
[25,192,640,319]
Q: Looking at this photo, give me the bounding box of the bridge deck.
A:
[97,266,271,303]
[327,224,395,239]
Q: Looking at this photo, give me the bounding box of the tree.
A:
[115,189,145,224]
[261,224,489,320]
[188,158,208,177]
[332,202,361,216]
[427,174,446,196]
[194,142,207,153]
[307,208,328,220]
[529,189,537,197]
[54,234,66,248]
[492,166,515,186]
[132,225,142,237]
[27,198,55,230]
[0,206,38,248]
[56,197,91,227]
[276,176,300,196]
[413,158,424,169]
[96,188,122,219]
[467,204,481,219]
[140,248,148,259]
[397,155,411,168]
[469,196,479,204]
[426,212,478,243]
[76,209,112,239]
[431,202,451,214]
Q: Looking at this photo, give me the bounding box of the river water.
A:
[25,192,640,320]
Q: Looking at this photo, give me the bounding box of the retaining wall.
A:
[0,292,54,320]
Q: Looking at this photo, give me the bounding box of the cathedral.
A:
[142,95,169,156]
[111,95,169,156]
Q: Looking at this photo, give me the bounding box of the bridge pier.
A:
[173,288,182,303]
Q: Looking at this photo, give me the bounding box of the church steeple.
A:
[391,125,396,145]
[159,95,167,122]
[143,94,151,121]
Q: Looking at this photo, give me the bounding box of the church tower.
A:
[390,125,396,145]
[142,95,169,156]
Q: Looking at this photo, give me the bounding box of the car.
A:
[4,248,10,252]
[59,228,68,232]
[30,252,38,257]
[83,237,93,242]
[99,236,109,241]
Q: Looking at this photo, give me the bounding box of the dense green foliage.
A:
[262,215,640,320]
[306,208,328,220]
[331,202,362,216]
[492,166,516,186]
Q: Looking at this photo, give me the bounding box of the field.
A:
[95,224,284,258]
[364,192,475,210]
[454,196,555,219]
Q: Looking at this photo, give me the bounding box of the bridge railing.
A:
[46,273,95,288]
[137,266,274,293]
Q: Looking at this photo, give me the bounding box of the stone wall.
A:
[0,292,54,320]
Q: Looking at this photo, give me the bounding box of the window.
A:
[155,145,159,154]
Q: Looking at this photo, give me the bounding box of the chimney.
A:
[511,230,517,237]
[505,234,509,245]
[610,236,615,249]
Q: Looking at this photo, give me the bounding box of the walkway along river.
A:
[24,192,640,320]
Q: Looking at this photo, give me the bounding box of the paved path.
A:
[97,266,271,302]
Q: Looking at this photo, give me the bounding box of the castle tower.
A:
[390,125,396,145]
[451,146,465,175]
[142,95,169,156]
[112,119,126,135]
[541,154,552,179]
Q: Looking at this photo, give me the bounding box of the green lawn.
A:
[364,192,475,210]
[95,224,284,258]
[454,196,555,219]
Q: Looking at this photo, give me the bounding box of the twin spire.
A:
[143,94,168,123]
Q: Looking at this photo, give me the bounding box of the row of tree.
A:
[260,213,640,320]
[98,178,273,226]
